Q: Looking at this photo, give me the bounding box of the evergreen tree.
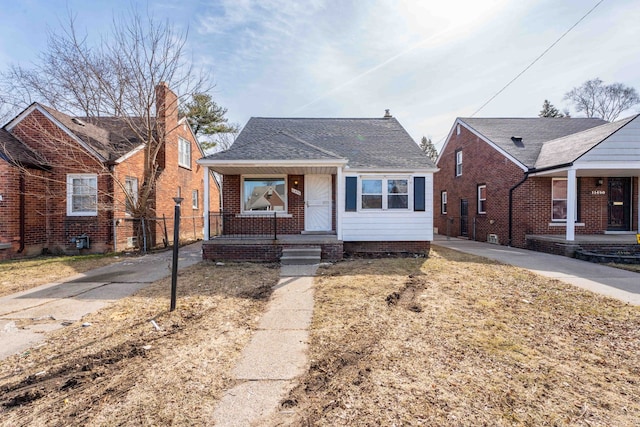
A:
[419,136,438,162]
[539,99,565,118]
[179,93,239,149]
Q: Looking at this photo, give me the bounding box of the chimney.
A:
[155,82,178,135]
[383,109,392,118]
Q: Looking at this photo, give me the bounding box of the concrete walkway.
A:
[0,242,203,360]
[212,264,317,427]
[433,235,640,305]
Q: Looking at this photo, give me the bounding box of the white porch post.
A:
[336,167,343,240]
[566,169,577,241]
[203,166,210,241]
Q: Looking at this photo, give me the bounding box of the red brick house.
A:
[197,115,437,262]
[434,116,640,256]
[0,83,219,260]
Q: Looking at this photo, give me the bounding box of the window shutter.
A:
[414,176,425,211]
[345,177,357,211]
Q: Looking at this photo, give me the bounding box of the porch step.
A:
[280,247,321,265]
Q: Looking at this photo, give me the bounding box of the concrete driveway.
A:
[0,242,203,360]
[433,235,640,305]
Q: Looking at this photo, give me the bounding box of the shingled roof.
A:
[535,114,639,169]
[460,117,607,168]
[39,105,145,161]
[0,128,48,168]
[202,117,436,170]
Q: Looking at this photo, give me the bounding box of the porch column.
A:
[336,167,343,240]
[565,169,577,241]
[203,166,210,241]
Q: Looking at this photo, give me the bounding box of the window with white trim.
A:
[552,178,575,221]
[477,184,486,214]
[67,174,98,216]
[192,189,199,209]
[125,176,138,215]
[178,137,191,168]
[242,177,286,212]
[455,150,462,176]
[361,177,409,210]
[441,191,447,214]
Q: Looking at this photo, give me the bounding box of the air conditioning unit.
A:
[126,236,138,248]
[487,234,499,244]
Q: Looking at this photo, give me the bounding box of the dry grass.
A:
[0,261,280,426]
[0,254,123,297]
[276,247,640,426]
[607,263,640,273]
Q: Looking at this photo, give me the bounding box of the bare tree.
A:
[1,8,211,225]
[564,78,640,121]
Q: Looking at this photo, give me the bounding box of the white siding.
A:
[341,173,434,241]
[580,116,640,163]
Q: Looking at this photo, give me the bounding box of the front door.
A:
[305,174,332,232]
[607,177,631,231]
[460,199,469,237]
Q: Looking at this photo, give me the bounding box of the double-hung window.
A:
[242,177,286,212]
[477,184,486,214]
[441,191,448,214]
[178,137,191,168]
[552,178,568,221]
[67,174,98,216]
[361,177,409,210]
[125,176,138,215]
[455,150,463,176]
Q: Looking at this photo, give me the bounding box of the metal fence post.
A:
[170,197,183,312]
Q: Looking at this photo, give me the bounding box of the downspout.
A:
[508,171,529,247]
[18,173,25,253]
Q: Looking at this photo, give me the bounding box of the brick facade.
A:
[0,84,219,259]
[434,123,639,250]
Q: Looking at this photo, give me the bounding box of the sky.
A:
[1,0,639,151]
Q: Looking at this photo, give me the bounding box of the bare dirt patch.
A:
[275,247,640,426]
[0,254,123,297]
[0,261,279,426]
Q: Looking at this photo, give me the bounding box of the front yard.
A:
[1,247,638,426]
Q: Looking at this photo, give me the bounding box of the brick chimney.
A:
[155,82,178,136]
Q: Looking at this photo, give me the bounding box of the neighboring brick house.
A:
[197,114,437,262]
[434,116,640,254]
[0,83,219,260]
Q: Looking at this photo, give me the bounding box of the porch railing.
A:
[208,211,280,240]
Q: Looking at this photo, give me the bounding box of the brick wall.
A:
[434,123,524,246]
[202,242,344,262]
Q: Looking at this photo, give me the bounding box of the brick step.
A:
[281,247,321,265]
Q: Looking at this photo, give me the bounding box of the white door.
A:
[305,174,332,231]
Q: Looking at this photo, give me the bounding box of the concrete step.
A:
[281,247,321,265]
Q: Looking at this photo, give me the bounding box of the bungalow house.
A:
[434,115,640,256]
[197,113,438,262]
[0,83,219,260]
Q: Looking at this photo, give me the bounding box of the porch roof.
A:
[535,115,638,170]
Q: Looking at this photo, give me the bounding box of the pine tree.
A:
[539,99,565,118]
[419,136,438,162]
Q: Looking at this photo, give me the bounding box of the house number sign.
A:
[591,190,605,195]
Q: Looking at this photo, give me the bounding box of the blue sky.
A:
[1,0,639,150]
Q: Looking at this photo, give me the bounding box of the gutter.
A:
[18,173,25,253]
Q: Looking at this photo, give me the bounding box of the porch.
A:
[526,233,639,259]
[202,233,343,263]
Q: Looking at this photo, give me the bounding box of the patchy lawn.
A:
[607,263,640,273]
[276,247,640,426]
[0,261,280,426]
[2,247,639,426]
[0,254,123,297]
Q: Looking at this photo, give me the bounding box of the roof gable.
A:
[459,117,608,168]
[0,128,48,168]
[202,117,436,170]
[536,114,640,169]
